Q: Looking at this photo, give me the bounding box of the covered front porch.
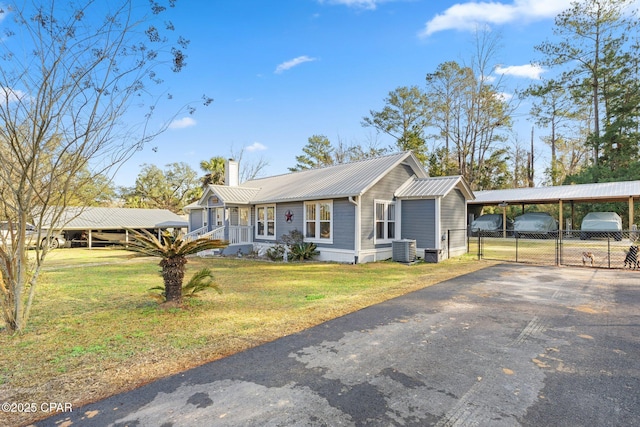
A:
[186,224,253,245]
[186,204,253,250]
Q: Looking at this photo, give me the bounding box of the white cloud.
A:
[1,86,27,103]
[274,55,318,74]
[495,64,545,79]
[246,142,267,152]
[419,0,573,37]
[169,117,196,130]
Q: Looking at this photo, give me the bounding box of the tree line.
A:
[64,0,640,212]
[292,0,640,192]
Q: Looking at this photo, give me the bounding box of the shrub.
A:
[289,242,319,261]
[265,244,286,261]
[281,229,304,246]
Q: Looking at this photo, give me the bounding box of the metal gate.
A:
[471,230,639,270]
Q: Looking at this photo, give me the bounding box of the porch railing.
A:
[229,225,253,244]
[185,225,252,244]
[184,226,208,241]
[201,226,225,241]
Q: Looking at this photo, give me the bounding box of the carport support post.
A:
[558,199,563,235]
[502,206,506,238]
[630,196,634,230]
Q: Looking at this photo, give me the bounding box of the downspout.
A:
[435,197,442,252]
[349,196,361,264]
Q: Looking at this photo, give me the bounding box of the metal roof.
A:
[45,207,188,230]
[395,176,475,200]
[197,152,428,205]
[470,180,640,205]
[203,186,261,205]
[247,151,427,203]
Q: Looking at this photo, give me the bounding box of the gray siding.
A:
[325,198,354,250]
[441,189,466,231]
[440,189,467,255]
[189,209,203,231]
[251,199,354,250]
[275,202,304,240]
[401,199,437,248]
[360,163,415,250]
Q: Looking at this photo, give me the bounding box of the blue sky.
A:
[117,0,581,187]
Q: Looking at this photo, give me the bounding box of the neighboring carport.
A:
[469,180,640,233]
[41,207,188,248]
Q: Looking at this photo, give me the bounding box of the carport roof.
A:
[470,180,640,205]
[43,207,188,230]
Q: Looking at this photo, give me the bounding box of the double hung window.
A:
[256,205,275,239]
[375,200,396,243]
[304,201,332,243]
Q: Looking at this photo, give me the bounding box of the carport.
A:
[41,207,188,248]
[469,180,640,233]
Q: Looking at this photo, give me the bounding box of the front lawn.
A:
[0,248,494,426]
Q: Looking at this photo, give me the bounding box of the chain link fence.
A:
[471,229,640,270]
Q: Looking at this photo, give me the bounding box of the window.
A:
[304,200,333,243]
[230,207,250,226]
[256,205,275,239]
[375,200,396,242]
[239,207,250,226]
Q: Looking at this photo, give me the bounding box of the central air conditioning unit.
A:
[392,239,416,263]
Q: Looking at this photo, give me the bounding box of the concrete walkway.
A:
[39,264,640,426]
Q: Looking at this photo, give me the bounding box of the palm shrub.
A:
[149,267,222,301]
[289,242,319,261]
[126,229,227,305]
[270,230,319,261]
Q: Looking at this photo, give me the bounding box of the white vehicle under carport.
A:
[470,214,514,237]
[0,222,66,249]
[580,212,623,241]
[513,212,558,239]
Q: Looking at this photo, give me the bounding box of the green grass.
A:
[0,248,494,426]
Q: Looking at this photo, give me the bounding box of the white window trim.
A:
[255,204,276,240]
[374,199,397,244]
[304,200,333,244]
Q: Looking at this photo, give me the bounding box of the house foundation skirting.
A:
[356,248,393,264]
[245,242,469,264]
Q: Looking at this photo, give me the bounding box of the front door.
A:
[209,208,224,228]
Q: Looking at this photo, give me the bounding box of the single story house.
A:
[185,151,474,263]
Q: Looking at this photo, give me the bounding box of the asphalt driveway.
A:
[39,264,640,426]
